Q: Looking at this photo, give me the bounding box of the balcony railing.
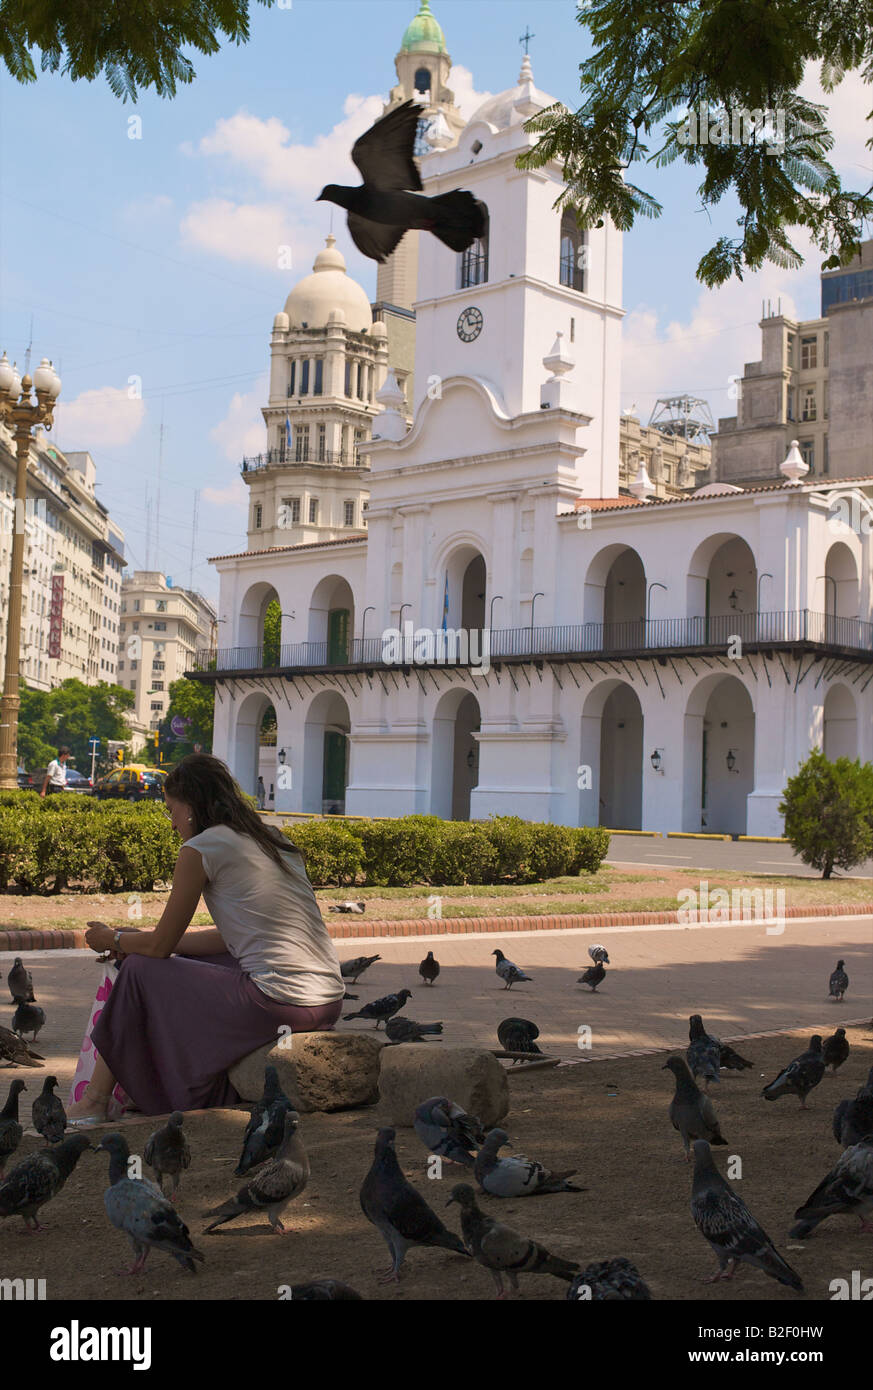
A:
[188,609,873,675]
[241,449,364,473]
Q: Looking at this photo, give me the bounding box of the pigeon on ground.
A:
[7,957,34,1004]
[829,959,849,1000]
[317,100,486,263]
[343,989,412,1028]
[144,1111,191,1201]
[690,1140,803,1290]
[414,1097,485,1168]
[0,1080,26,1177]
[32,1075,66,1144]
[686,1015,721,1088]
[577,962,605,992]
[205,1110,309,1235]
[0,1134,92,1232]
[474,1128,584,1197]
[762,1035,825,1109]
[587,944,610,965]
[567,1257,652,1300]
[419,951,440,986]
[833,1066,873,1148]
[822,1027,850,1072]
[447,1183,579,1299]
[98,1133,204,1273]
[342,992,358,1001]
[497,1017,543,1058]
[687,1013,753,1072]
[360,1127,469,1282]
[339,954,381,984]
[790,1138,873,1238]
[384,1017,443,1044]
[493,950,532,990]
[12,1002,45,1042]
[328,902,366,914]
[285,1280,363,1300]
[0,1025,42,1068]
[235,1065,295,1176]
[663,1057,727,1160]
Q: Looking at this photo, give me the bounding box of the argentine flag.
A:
[442,572,449,632]
[285,414,292,452]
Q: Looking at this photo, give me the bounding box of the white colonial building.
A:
[195,52,873,837]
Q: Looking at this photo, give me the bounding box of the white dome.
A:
[466,55,557,132]
[283,235,372,332]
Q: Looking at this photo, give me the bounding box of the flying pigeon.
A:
[567,1257,652,1300]
[829,959,849,1001]
[577,962,605,992]
[497,1017,543,1059]
[0,1134,92,1232]
[790,1138,873,1238]
[343,989,412,1028]
[0,1025,42,1068]
[98,1132,204,1273]
[317,100,486,263]
[690,1140,803,1290]
[360,1127,469,1282]
[833,1065,873,1148]
[492,950,532,991]
[822,1027,850,1072]
[144,1111,191,1201]
[762,1035,825,1109]
[419,951,440,986]
[7,957,34,1004]
[384,1017,443,1044]
[205,1110,309,1235]
[686,1015,721,1088]
[31,1075,66,1144]
[587,944,610,965]
[339,954,381,984]
[12,1002,45,1042]
[413,1096,485,1168]
[663,1056,727,1160]
[285,1280,363,1300]
[235,1065,295,1175]
[328,902,366,914]
[447,1183,579,1299]
[0,1080,26,1177]
[474,1128,584,1197]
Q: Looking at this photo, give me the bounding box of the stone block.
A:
[228,1030,382,1113]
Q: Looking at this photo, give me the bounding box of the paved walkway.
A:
[605,833,873,876]
[2,914,869,1107]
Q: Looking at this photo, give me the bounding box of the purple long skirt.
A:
[90,951,343,1115]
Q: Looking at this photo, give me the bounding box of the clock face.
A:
[456,306,483,342]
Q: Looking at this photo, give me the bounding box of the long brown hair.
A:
[163,753,298,877]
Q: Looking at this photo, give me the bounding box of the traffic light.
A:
[153,731,159,748]
[116,748,123,763]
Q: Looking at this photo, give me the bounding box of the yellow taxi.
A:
[93,765,168,802]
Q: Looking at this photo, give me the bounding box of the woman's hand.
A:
[85,921,117,954]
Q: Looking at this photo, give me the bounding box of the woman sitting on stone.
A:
[69,753,345,1120]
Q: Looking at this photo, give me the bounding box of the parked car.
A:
[18,766,93,793]
[93,765,167,802]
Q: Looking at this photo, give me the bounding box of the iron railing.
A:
[189,609,873,674]
[241,449,364,473]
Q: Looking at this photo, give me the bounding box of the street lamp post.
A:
[0,354,61,789]
[529,592,544,652]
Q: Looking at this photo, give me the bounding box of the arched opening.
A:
[303,690,351,814]
[307,575,355,665]
[822,541,859,644]
[582,545,647,650]
[436,541,489,634]
[430,688,480,821]
[459,204,488,289]
[559,208,586,292]
[823,684,858,760]
[233,690,275,801]
[686,534,757,645]
[413,67,431,96]
[461,554,486,632]
[683,674,754,834]
[237,581,281,667]
[579,680,643,829]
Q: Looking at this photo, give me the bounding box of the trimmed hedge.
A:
[0,798,610,894]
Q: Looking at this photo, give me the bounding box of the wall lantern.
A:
[466,748,476,770]
[726,749,739,773]
[650,748,664,774]
[278,748,286,766]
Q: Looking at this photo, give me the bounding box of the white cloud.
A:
[55,386,145,448]
[202,475,249,509]
[800,66,872,182]
[179,198,313,270]
[209,379,267,476]
[447,65,494,122]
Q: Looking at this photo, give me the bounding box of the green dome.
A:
[401,1,446,53]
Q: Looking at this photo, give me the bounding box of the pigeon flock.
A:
[0,942,864,1299]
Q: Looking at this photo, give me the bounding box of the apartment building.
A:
[118,571,216,747]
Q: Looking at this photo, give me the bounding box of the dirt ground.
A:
[2,1024,871,1302]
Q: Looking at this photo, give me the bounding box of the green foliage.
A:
[779,749,873,877]
[345,815,441,887]
[569,826,612,874]
[17,678,133,774]
[283,821,364,887]
[517,1,873,286]
[0,799,177,893]
[430,822,498,886]
[0,0,277,102]
[263,599,282,667]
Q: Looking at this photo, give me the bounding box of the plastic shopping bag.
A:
[67,962,131,1119]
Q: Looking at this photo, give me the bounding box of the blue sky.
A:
[0,0,868,608]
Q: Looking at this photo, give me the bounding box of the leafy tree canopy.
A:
[779,748,873,877]
[18,678,134,772]
[518,0,873,285]
[0,0,276,102]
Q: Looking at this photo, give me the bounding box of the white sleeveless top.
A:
[184,824,344,1006]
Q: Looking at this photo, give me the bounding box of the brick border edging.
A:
[2,901,870,950]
